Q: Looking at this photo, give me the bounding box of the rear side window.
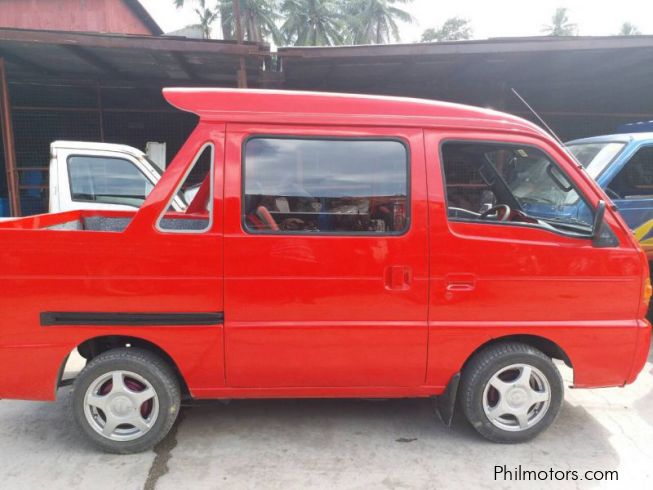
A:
[243,137,409,234]
[157,143,214,233]
[67,156,153,207]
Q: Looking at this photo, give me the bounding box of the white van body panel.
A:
[49,141,184,213]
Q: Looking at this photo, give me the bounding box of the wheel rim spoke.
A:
[488,375,511,397]
[86,393,108,411]
[130,387,156,407]
[111,372,127,395]
[530,389,549,404]
[128,415,152,433]
[516,366,532,387]
[514,409,530,429]
[102,417,119,437]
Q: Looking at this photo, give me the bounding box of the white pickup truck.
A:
[49,141,191,213]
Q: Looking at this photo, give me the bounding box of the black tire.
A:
[71,348,181,454]
[459,342,563,443]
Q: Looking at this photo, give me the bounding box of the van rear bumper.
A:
[626,319,652,385]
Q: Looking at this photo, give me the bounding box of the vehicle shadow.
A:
[0,390,623,489]
[153,396,619,488]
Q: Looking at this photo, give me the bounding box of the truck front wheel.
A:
[459,342,563,443]
[71,348,181,454]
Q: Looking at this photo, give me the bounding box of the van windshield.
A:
[566,142,626,179]
[442,142,594,235]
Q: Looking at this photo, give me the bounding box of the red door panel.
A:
[223,124,429,387]
[423,130,643,388]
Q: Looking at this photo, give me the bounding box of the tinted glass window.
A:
[157,144,213,233]
[442,141,594,235]
[68,156,152,207]
[609,146,653,199]
[243,138,408,234]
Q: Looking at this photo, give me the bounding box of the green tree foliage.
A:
[421,17,472,42]
[172,0,414,45]
[619,22,640,36]
[219,0,282,43]
[281,0,343,46]
[542,8,577,36]
[173,0,218,39]
[344,0,414,44]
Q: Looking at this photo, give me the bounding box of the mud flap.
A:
[435,372,460,427]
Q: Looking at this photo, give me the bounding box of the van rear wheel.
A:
[459,342,563,443]
[71,348,181,454]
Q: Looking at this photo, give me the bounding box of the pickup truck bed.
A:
[0,210,207,232]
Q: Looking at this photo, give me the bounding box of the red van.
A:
[0,89,650,453]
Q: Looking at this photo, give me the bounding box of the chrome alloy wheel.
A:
[482,363,551,432]
[83,370,159,442]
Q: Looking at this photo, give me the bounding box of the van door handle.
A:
[385,265,412,290]
[446,274,476,292]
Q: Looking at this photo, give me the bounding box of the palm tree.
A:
[619,22,641,36]
[542,8,577,36]
[344,0,414,45]
[173,0,219,39]
[219,0,282,44]
[422,17,472,42]
[281,0,343,46]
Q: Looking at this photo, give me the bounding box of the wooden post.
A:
[232,0,248,88]
[0,58,21,217]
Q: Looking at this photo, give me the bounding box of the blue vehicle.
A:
[566,132,653,258]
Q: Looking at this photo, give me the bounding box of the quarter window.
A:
[157,143,214,233]
[67,156,152,207]
[441,141,594,235]
[243,138,409,234]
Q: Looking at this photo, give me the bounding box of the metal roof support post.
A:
[96,82,105,142]
[232,0,248,88]
[0,58,20,217]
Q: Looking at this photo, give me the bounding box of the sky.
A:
[140,0,653,44]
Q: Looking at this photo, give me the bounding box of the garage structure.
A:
[280,36,653,141]
[2,27,653,216]
[0,27,270,216]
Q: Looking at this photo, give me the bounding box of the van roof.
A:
[163,88,548,138]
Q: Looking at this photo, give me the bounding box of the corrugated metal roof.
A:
[0,27,270,86]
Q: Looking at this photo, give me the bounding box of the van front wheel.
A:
[460,342,563,443]
[71,348,181,454]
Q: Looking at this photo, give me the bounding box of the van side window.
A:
[243,138,408,234]
[157,143,214,233]
[68,156,153,207]
[441,141,595,235]
[608,146,653,199]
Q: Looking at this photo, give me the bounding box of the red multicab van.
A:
[0,89,650,453]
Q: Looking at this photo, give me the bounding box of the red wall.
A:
[0,0,155,35]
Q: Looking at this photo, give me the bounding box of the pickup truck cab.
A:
[0,89,650,453]
[49,141,187,213]
[567,133,653,258]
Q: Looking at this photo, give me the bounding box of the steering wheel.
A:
[479,204,512,222]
